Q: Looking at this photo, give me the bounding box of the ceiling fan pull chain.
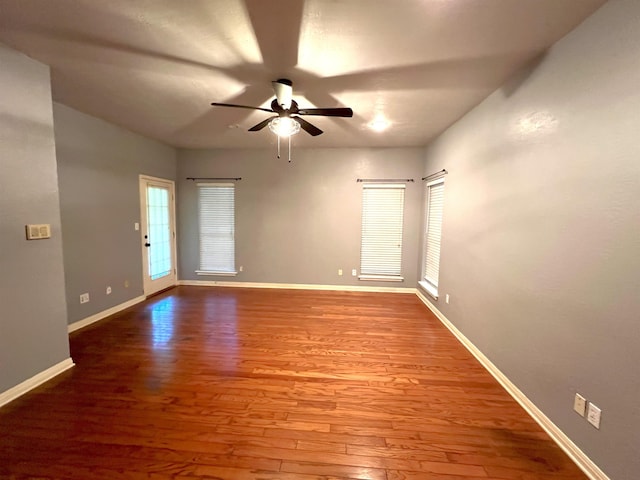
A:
[277,135,281,159]
[288,135,292,163]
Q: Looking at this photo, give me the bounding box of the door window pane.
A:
[146,185,172,280]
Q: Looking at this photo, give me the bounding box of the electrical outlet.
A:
[80,293,90,304]
[587,403,602,429]
[573,393,586,417]
[338,269,343,276]
[106,286,112,295]
[352,269,357,276]
[445,294,450,304]
[124,280,130,288]
[239,265,244,272]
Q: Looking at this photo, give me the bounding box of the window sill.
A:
[418,281,438,300]
[358,275,404,282]
[196,270,238,277]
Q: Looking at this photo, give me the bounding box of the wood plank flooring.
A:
[0,286,587,479]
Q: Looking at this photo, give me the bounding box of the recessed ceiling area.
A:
[0,0,607,149]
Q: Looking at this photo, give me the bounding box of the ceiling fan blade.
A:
[211,102,273,113]
[248,116,277,132]
[297,107,353,117]
[293,116,323,136]
[272,79,293,110]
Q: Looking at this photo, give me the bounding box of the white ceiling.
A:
[0,0,607,149]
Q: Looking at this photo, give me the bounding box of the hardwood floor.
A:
[0,286,587,479]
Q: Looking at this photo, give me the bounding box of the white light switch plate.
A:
[573,393,586,417]
[587,403,601,429]
[25,224,51,240]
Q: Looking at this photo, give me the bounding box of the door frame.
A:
[139,174,178,296]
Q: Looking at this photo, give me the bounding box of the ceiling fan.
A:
[211,79,353,138]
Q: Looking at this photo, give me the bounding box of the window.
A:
[359,183,406,281]
[197,183,236,275]
[421,177,445,297]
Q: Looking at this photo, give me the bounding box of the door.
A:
[140,175,177,296]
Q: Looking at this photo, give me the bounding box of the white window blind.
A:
[360,184,406,280]
[423,178,445,289]
[197,183,236,274]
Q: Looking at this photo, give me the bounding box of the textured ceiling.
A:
[0,0,607,149]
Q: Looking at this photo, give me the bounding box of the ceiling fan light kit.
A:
[268,117,300,137]
[211,78,353,160]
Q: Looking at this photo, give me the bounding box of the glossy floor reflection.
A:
[149,296,176,349]
[0,286,588,479]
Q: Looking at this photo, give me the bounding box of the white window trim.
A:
[197,182,237,276]
[421,176,445,299]
[419,280,438,300]
[359,183,406,282]
[196,270,238,277]
[359,274,405,282]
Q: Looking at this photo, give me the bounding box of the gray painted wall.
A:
[0,44,70,392]
[177,148,423,288]
[421,1,639,478]
[53,103,177,324]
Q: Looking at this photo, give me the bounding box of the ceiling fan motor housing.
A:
[273,78,293,110]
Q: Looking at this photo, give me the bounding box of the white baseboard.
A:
[415,290,609,480]
[0,358,74,408]
[68,295,146,333]
[179,280,415,294]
